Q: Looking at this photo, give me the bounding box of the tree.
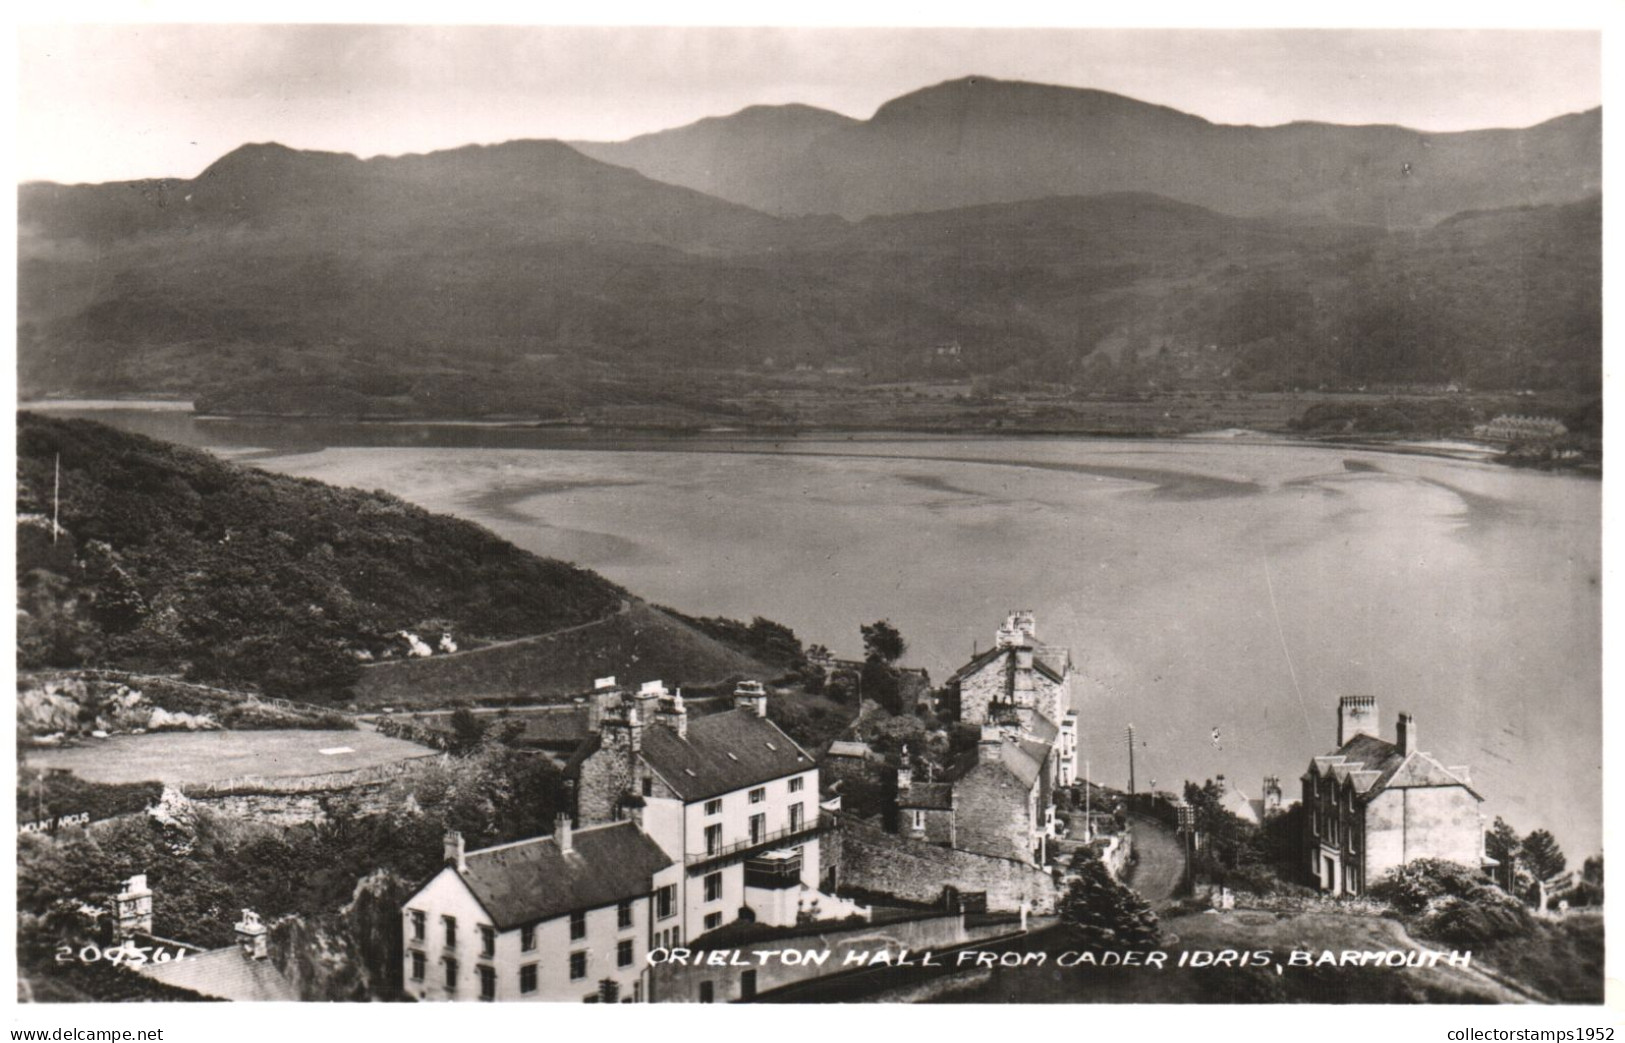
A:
[860,620,907,665]
[1484,817,1522,892]
[448,708,488,755]
[1059,858,1161,952]
[1522,829,1567,885]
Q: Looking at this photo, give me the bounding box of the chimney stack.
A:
[444,830,466,873]
[1397,713,1416,756]
[655,688,689,739]
[1337,695,1379,746]
[111,873,153,943]
[234,909,269,960]
[734,680,769,718]
[556,812,573,854]
[979,723,1004,752]
[897,745,913,791]
[587,677,617,732]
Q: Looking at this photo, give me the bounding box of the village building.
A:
[1302,695,1489,896]
[895,723,1056,866]
[1216,775,1286,826]
[947,611,1078,787]
[568,679,856,945]
[114,876,299,1001]
[1473,414,1569,444]
[400,818,677,1003]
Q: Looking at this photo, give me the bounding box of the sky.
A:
[14,24,1603,185]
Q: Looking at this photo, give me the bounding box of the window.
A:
[705,823,723,855]
[789,803,804,831]
[442,915,456,949]
[749,787,766,804]
[749,813,765,844]
[705,872,723,902]
[409,909,425,942]
[410,951,426,982]
[642,777,653,797]
[569,951,587,981]
[617,939,634,968]
[479,925,495,959]
[788,776,804,793]
[912,809,926,831]
[617,901,633,929]
[520,964,538,995]
[741,969,757,1000]
[570,910,586,940]
[699,981,715,1003]
[478,965,496,1001]
[704,798,723,815]
[444,958,458,990]
[656,884,676,920]
[521,924,536,951]
[704,911,723,931]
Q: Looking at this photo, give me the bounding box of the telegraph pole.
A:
[1126,724,1137,797]
[52,454,60,544]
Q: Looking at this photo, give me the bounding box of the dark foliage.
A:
[16,413,626,698]
[1059,858,1162,952]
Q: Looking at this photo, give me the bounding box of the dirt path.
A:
[1123,813,1187,904]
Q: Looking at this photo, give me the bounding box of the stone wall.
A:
[835,816,1058,914]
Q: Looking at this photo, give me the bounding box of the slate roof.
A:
[139,947,299,1001]
[826,740,873,759]
[896,781,954,810]
[453,821,673,930]
[1310,733,1481,802]
[949,644,1068,687]
[639,709,814,802]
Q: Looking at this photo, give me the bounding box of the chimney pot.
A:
[234,909,269,960]
[1397,713,1416,756]
[444,830,466,873]
[556,812,573,854]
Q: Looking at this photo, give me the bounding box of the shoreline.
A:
[20,399,1586,473]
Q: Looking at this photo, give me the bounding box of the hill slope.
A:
[578,76,1602,226]
[15,414,781,699]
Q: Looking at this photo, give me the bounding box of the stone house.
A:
[116,875,299,1001]
[896,724,1054,866]
[947,611,1078,787]
[1302,695,1488,895]
[567,680,849,945]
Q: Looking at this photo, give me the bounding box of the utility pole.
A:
[1126,724,1137,798]
[52,453,60,544]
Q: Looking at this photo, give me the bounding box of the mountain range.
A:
[18,77,1602,414]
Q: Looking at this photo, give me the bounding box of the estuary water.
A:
[28,406,1601,858]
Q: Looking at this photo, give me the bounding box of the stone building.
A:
[1302,695,1488,895]
[567,680,854,945]
[947,611,1078,787]
[895,724,1055,866]
[115,875,299,1001]
[400,819,677,1003]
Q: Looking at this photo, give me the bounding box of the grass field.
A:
[352,601,775,709]
[20,728,433,785]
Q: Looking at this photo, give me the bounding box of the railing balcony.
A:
[686,812,825,871]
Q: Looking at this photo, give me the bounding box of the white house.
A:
[401,817,678,1003]
[569,680,853,944]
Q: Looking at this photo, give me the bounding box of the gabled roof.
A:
[897,781,954,811]
[451,820,673,931]
[639,708,814,802]
[1309,732,1481,801]
[139,946,299,1001]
